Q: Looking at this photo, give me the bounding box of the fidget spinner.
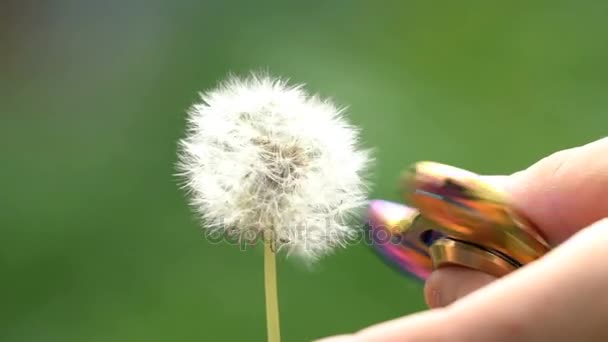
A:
[367,161,551,280]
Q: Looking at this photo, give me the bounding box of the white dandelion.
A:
[176,73,372,342]
[177,73,371,259]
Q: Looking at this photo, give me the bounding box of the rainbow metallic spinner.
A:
[367,162,551,280]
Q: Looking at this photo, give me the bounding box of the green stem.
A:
[264,240,281,342]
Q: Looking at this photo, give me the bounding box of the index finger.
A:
[506,136,608,245]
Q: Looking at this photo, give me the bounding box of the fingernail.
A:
[427,289,442,308]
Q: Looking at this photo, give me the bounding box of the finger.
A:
[319,218,608,341]
[425,137,608,308]
[507,136,608,245]
[424,266,496,308]
[314,308,456,342]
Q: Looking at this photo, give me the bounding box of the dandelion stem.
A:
[264,240,281,342]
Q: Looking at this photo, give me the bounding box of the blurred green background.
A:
[1,1,607,341]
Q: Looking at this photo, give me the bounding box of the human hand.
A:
[317,137,608,341]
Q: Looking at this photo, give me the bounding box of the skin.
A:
[317,137,608,342]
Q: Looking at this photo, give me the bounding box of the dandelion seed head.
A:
[177,73,372,260]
